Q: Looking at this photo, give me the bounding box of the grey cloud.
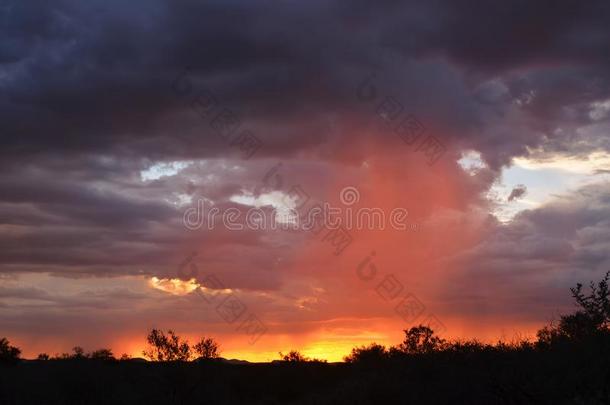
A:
[3,0,610,342]
[508,184,527,201]
[443,182,610,320]
[1,0,609,167]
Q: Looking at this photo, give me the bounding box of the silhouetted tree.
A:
[537,272,610,346]
[279,350,309,362]
[71,346,86,359]
[442,339,487,354]
[571,271,610,328]
[193,337,220,359]
[53,352,73,360]
[89,348,115,360]
[143,329,191,361]
[398,325,446,354]
[119,353,132,361]
[344,343,388,363]
[36,353,50,360]
[0,338,21,365]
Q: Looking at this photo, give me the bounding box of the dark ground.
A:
[1,344,609,405]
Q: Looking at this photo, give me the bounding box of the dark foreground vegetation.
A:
[2,274,610,404]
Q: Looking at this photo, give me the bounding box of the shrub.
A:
[398,325,446,354]
[0,338,21,365]
[36,353,50,360]
[89,348,115,360]
[537,272,610,347]
[277,350,326,363]
[143,329,191,361]
[344,343,388,363]
[279,350,309,362]
[193,337,220,360]
[71,346,86,359]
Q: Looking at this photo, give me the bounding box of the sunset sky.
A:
[2,0,610,362]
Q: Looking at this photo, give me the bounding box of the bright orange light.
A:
[149,277,199,295]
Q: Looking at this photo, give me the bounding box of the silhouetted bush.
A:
[71,346,86,359]
[89,348,115,361]
[443,339,488,354]
[36,353,50,361]
[277,350,327,364]
[143,329,191,361]
[279,350,308,362]
[193,337,220,360]
[537,271,610,348]
[397,325,447,354]
[344,343,388,363]
[0,338,21,365]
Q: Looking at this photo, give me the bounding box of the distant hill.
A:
[215,357,251,365]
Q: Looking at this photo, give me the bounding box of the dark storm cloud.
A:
[2,0,610,301]
[2,0,610,166]
[424,0,610,70]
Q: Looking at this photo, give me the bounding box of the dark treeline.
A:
[1,273,610,404]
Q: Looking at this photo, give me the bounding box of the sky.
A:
[2,0,610,362]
